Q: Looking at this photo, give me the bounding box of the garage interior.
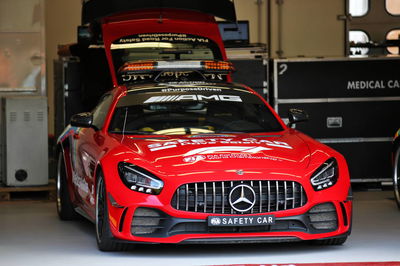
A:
[0,0,400,265]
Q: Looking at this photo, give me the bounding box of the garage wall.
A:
[232,0,267,44]
[44,0,81,136]
[269,0,346,58]
[234,0,346,58]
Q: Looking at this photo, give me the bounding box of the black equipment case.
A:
[272,57,400,182]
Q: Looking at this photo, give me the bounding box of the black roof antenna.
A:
[158,0,163,23]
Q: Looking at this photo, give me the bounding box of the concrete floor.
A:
[0,191,399,266]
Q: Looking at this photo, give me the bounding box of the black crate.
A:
[273,57,400,181]
[277,101,400,139]
[231,59,267,89]
[230,59,268,99]
[326,142,392,181]
[54,58,84,138]
[274,58,400,100]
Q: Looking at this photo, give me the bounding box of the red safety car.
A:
[56,60,352,251]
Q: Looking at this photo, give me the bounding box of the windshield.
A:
[111,33,222,75]
[109,85,283,135]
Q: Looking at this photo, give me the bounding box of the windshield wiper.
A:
[215,130,246,134]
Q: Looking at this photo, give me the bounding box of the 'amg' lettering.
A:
[144,95,242,103]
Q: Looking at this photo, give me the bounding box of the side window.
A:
[349,30,370,55]
[92,94,113,129]
[386,29,400,54]
[349,0,369,17]
[386,0,400,15]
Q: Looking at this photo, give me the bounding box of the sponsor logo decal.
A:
[183,155,206,163]
[184,146,271,156]
[116,33,210,44]
[144,94,242,103]
[147,138,293,151]
[209,217,222,226]
[161,87,222,92]
[188,134,232,138]
[147,138,293,162]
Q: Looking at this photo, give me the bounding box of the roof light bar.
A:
[120,61,156,72]
[203,61,235,71]
[118,60,235,74]
[157,61,202,69]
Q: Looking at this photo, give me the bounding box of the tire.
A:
[311,236,347,245]
[95,172,129,251]
[393,146,400,209]
[56,152,78,220]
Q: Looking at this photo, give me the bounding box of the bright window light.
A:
[386,0,400,15]
[386,29,400,54]
[349,0,369,17]
[349,30,370,55]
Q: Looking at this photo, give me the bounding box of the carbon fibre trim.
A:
[180,236,301,244]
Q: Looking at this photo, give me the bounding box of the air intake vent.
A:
[9,112,17,122]
[171,180,307,214]
[131,208,165,236]
[37,111,44,122]
[23,111,30,122]
[308,202,338,231]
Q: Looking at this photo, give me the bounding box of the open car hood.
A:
[82,0,236,24]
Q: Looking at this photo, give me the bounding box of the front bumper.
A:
[102,156,352,244]
[107,199,352,244]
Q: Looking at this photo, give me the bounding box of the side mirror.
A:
[288,109,309,128]
[70,112,93,128]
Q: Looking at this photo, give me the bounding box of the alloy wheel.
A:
[394,147,400,208]
[96,175,105,242]
[56,153,63,214]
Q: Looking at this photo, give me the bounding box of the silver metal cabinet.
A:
[1,96,48,186]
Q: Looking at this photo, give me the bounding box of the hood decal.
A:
[147,138,293,152]
[112,133,310,172]
[184,146,272,156]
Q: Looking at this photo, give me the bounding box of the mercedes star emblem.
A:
[229,184,256,212]
[236,170,244,175]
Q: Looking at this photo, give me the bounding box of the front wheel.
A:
[393,146,400,209]
[95,173,129,251]
[56,152,77,220]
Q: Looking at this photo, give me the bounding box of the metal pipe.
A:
[257,0,263,44]
[267,0,272,55]
[277,0,283,57]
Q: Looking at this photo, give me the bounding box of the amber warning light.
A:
[118,60,235,74]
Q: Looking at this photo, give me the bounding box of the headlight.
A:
[310,158,338,191]
[118,162,164,195]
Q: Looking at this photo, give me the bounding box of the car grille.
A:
[171,180,307,214]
